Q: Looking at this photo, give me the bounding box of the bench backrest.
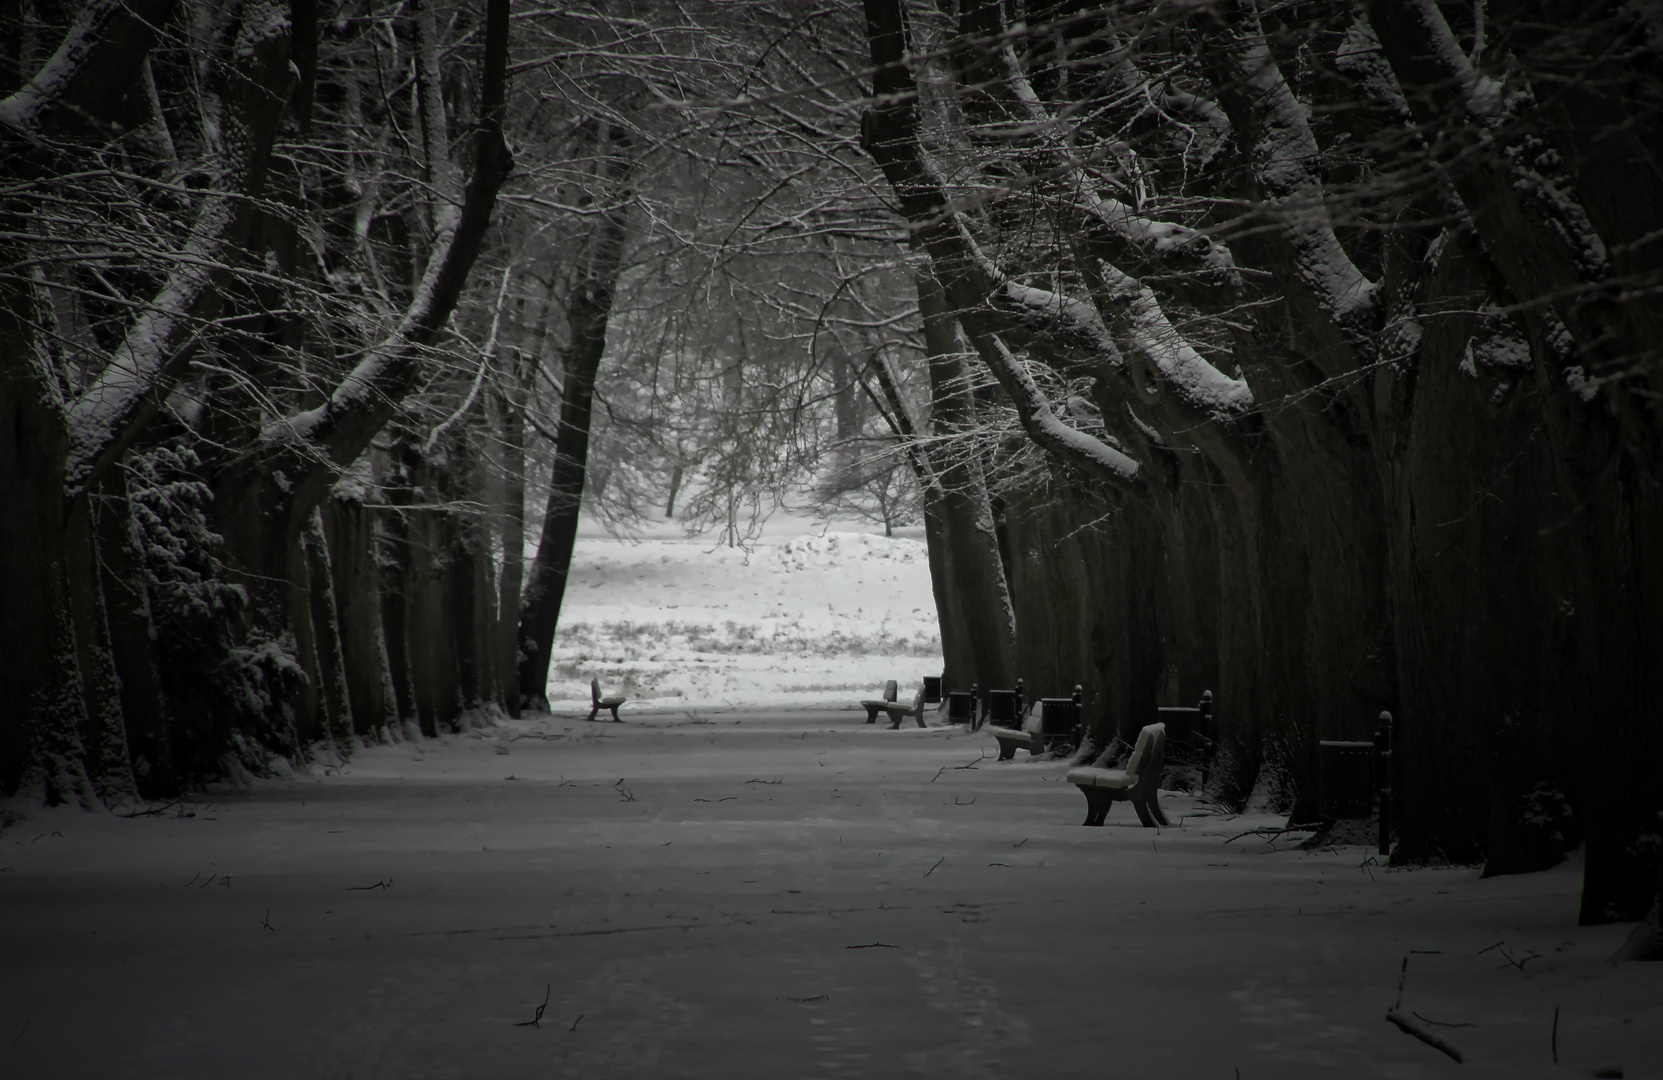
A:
[883,679,898,702]
[1124,722,1166,786]
[591,678,601,704]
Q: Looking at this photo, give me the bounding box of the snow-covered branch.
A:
[62,193,237,492]
[1232,10,1379,322]
[1000,44,1236,275]
[1097,261,1254,415]
[0,0,169,135]
[977,335,1141,482]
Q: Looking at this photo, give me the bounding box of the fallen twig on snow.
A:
[119,798,185,818]
[924,857,944,876]
[1477,939,1539,971]
[1412,1011,1475,1029]
[514,984,550,1028]
[347,878,392,891]
[1225,825,1315,845]
[1385,1011,1464,1062]
[845,942,896,949]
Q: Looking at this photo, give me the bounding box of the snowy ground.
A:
[549,518,942,710]
[5,521,1658,1076]
[3,711,1659,1079]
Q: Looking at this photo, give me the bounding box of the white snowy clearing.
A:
[2,520,1657,1078]
[547,520,943,710]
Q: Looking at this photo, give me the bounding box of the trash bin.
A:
[922,675,943,704]
[1039,698,1079,746]
[1318,740,1375,820]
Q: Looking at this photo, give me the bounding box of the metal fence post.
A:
[1375,710,1396,856]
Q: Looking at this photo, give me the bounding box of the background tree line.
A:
[1,0,1659,948]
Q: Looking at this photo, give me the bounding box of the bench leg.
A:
[608,705,621,722]
[996,740,1016,762]
[888,712,903,730]
[913,709,926,729]
[587,706,600,722]
[1132,793,1157,828]
[864,705,880,723]
[1147,789,1169,827]
[1078,786,1098,826]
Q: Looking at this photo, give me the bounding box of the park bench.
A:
[588,678,628,722]
[988,685,1082,760]
[881,684,928,729]
[1065,722,1168,827]
[860,679,899,723]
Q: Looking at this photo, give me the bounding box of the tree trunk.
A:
[494,375,526,717]
[0,275,83,800]
[517,126,632,710]
[324,491,395,740]
[378,467,419,736]
[63,498,136,806]
[302,507,353,755]
[94,468,173,797]
[915,267,1016,692]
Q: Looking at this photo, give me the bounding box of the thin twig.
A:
[119,798,184,818]
[1226,825,1313,844]
[1412,1011,1476,1029]
[845,942,896,949]
[924,856,944,876]
[514,984,550,1028]
[1552,1005,1559,1064]
[568,1013,583,1032]
[1385,1011,1465,1063]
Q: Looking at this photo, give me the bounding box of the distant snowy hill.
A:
[548,529,942,710]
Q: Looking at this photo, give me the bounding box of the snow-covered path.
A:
[2,710,1658,1079]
